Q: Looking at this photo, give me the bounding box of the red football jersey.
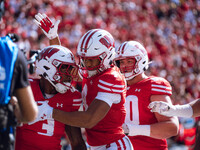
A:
[126,76,172,150]
[15,79,82,150]
[82,66,126,146]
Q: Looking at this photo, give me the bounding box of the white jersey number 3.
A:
[38,119,55,136]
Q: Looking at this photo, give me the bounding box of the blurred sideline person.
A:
[33,13,134,150]
[0,35,38,150]
[0,35,38,122]
[113,41,179,150]
[0,24,38,150]
[1,2,38,148]
[15,45,86,150]
[149,99,200,118]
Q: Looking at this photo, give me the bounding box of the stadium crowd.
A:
[1,0,200,149]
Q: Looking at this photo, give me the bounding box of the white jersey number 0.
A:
[125,95,140,125]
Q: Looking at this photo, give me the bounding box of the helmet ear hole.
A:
[44,66,50,70]
[109,60,113,65]
[115,60,120,68]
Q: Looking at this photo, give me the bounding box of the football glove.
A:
[148,101,171,116]
[34,13,60,40]
[28,101,53,125]
[149,101,193,118]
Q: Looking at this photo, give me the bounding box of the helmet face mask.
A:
[114,41,149,80]
[78,52,107,78]
[77,29,115,78]
[80,56,101,71]
[53,62,78,83]
[116,57,137,72]
[36,45,78,93]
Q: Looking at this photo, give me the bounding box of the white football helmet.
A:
[77,29,115,78]
[114,41,149,80]
[36,45,78,93]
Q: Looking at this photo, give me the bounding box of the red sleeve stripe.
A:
[98,80,125,93]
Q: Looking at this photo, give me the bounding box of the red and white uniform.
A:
[125,76,172,150]
[82,66,127,147]
[15,79,82,150]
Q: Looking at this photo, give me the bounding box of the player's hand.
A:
[34,13,60,40]
[148,101,175,117]
[28,101,53,125]
[10,96,22,124]
[122,123,150,136]
[122,123,129,135]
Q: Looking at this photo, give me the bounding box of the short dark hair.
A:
[0,0,5,20]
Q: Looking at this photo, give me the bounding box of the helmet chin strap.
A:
[124,71,135,80]
[43,72,67,94]
[88,70,98,78]
[54,82,68,94]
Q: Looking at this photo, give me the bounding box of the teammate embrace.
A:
[28,13,181,150]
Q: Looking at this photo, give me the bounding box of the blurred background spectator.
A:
[1,0,200,149]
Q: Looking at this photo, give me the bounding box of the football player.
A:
[114,41,179,150]
[14,45,86,150]
[32,13,134,150]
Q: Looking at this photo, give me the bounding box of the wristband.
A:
[127,124,151,136]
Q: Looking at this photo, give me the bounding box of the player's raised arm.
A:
[34,13,61,45]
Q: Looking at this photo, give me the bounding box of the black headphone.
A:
[0,0,5,20]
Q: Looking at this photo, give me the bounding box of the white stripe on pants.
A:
[90,136,134,150]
